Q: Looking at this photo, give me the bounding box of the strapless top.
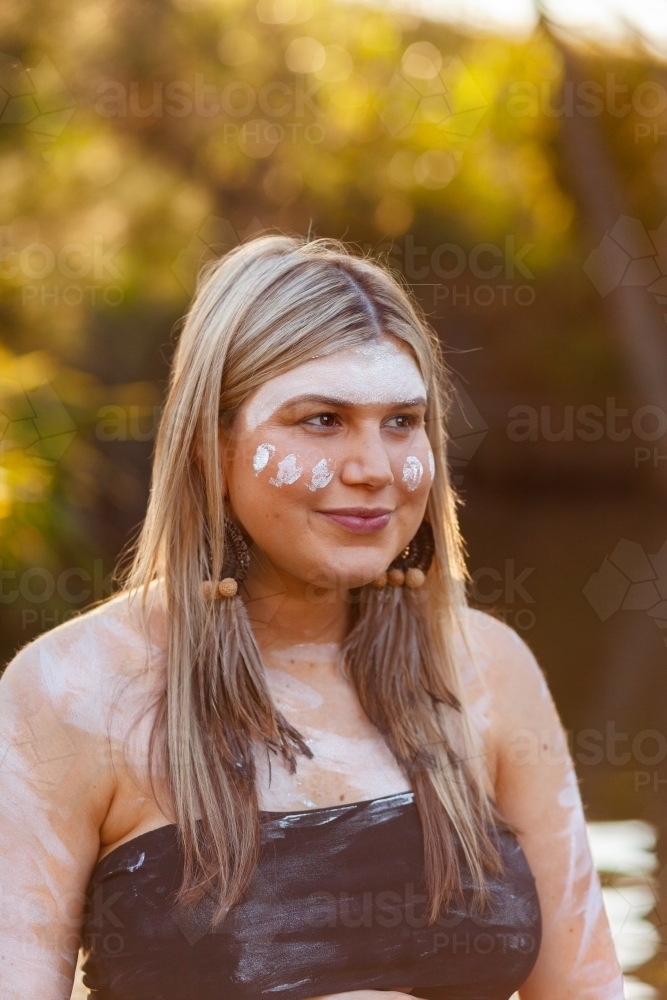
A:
[81,791,541,1000]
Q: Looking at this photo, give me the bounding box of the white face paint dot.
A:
[428,448,435,481]
[269,454,303,487]
[253,443,275,474]
[308,457,335,491]
[402,455,423,492]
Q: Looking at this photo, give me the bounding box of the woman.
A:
[0,236,622,1000]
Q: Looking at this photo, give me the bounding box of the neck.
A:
[241,544,350,653]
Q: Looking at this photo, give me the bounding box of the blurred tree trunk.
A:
[549,28,667,489]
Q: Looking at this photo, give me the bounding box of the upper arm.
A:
[467,612,624,1000]
[0,638,115,999]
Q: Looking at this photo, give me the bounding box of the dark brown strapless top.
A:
[81,791,541,1000]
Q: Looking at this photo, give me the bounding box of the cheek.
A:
[252,442,275,473]
[269,452,303,487]
[401,455,424,492]
[307,456,335,491]
[397,441,433,495]
[249,443,336,495]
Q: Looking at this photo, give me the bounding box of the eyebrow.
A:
[276,393,428,411]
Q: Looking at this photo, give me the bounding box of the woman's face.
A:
[224,336,434,591]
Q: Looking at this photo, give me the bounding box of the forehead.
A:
[241,338,427,432]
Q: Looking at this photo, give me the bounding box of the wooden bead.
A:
[217,577,238,598]
[202,578,238,599]
[405,567,426,589]
[387,568,405,587]
[371,573,387,588]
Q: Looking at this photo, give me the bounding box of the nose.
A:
[338,425,394,490]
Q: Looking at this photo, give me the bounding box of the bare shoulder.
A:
[0,588,170,998]
[463,606,544,672]
[456,607,556,734]
[0,583,167,745]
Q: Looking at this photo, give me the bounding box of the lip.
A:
[317,507,392,534]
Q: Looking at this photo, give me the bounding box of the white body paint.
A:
[256,641,411,813]
[0,585,169,1000]
[307,458,334,491]
[252,443,275,473]
[460,608,624,1000]
[269,453,303,487]
[402,455,423,491]
[428,448,435,480]
[242,340,427,433]
[0,586,624,999]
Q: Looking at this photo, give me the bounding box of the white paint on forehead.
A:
[307,457,335,491]
[242,339,427,433]
[269,453,303,487]
[428,448,435,480]
[252,442,275,474]
[402,455,423,491]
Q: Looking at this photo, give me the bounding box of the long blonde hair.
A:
[122,234,501,924]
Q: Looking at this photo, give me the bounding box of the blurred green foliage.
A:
[1,0,666,656]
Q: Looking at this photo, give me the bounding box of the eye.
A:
[385,414,420,430]
[301,412,341,429]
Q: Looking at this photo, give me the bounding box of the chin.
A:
[314,558,388,591]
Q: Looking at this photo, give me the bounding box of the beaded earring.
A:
[371,519,435,590]
[202,517,251,599]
